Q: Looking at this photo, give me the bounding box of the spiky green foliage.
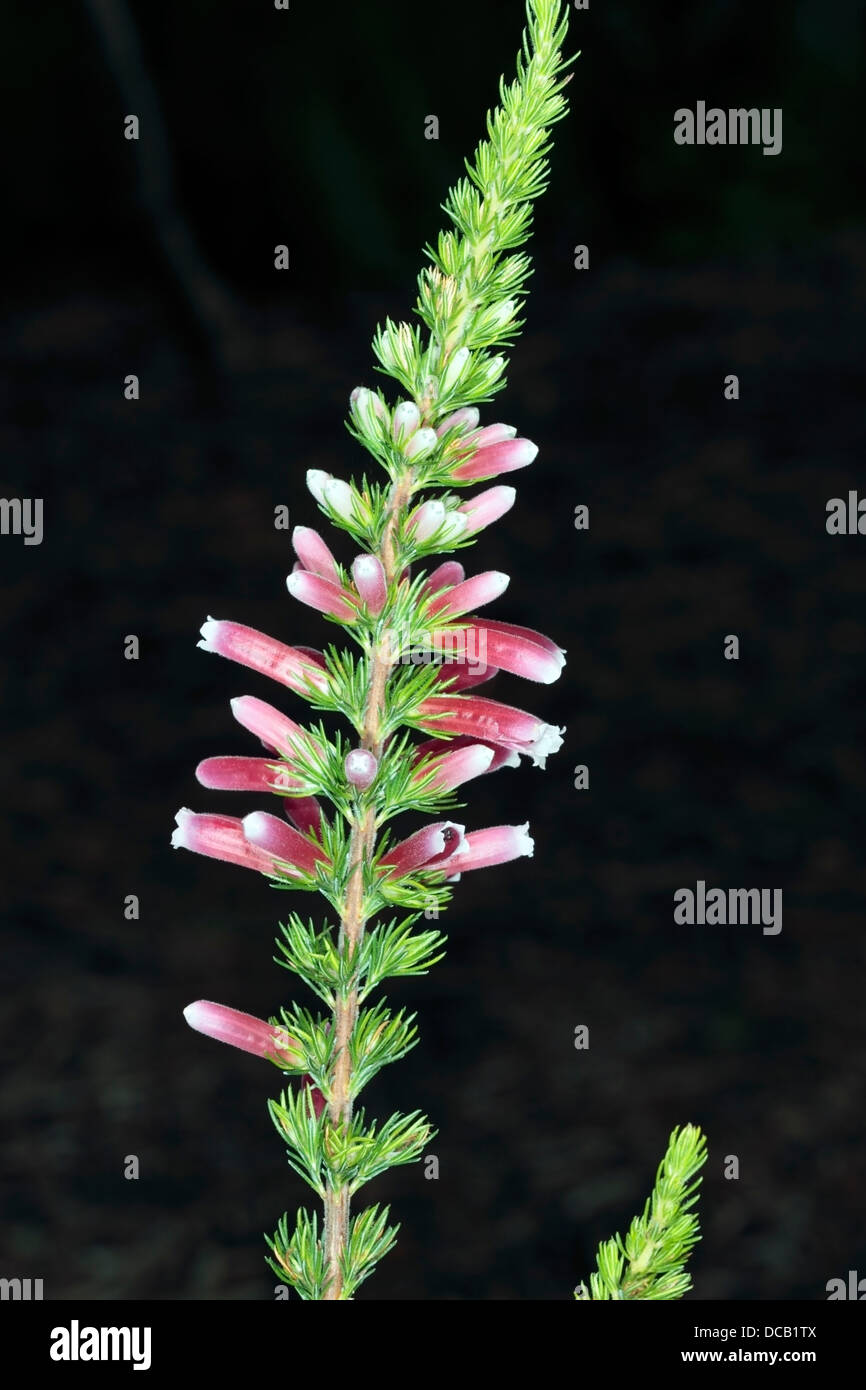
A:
[574,1125,708,1301]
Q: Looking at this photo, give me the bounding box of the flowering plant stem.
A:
[174,0,708,1302]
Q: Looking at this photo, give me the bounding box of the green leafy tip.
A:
[574,1125,709,1301]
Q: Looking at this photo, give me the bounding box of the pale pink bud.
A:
[449,823,534,872]
[436,406,480,436]
[452,437,538,482]
[292,526,340,584]
[392,401,421,441]
[198,620,331,697]
[352,555,387,614]
[345,748,378,789]
[427,570,510,619]
[380,821,466,876]
[458,485,516,535]
[196,756,301,793]
[171,809,285,875]
[183,1000,303,1065]
[415,694,565,768]
[242,811,330,877]
[286,570,358,621]
[411,742,494,791]
[183,1001,325,1115]
[422,561,465,595]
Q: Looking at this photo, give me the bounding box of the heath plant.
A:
[174,0,707,1300]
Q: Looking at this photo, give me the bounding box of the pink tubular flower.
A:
[282,796,324,837]
[457,485,517,535]
[380,821,466,876]
[230,695,311,755]
[292,526,340,584]
[286,570,358,622]
[242,812,330,877]
[172,809,288,875]
[439,621,565,684]
[449,823,534,872]
[194,755,324,834]
[431,656,498,691]
[352,555,387,614]
[292,647,328,672]
[412,734,520,774]
[457,423,518,452]
[414,693,565,768]
[184,999,303,1062]
[451,436,538,482]
[184,1001,326,1117]
[475,615,565,663]
[411,742,494,790]
[196,756,303,794]
[427,570,509,619]
[199,619,331,698]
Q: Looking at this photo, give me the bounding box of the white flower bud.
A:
[439,511,469,543]
[306,469,331,505]
[477,355,506,391]
[404,426,438,460]
[392,400,421,442]
[476,298,516,336]
[323,478,356,522]
[440,346,471,394]
[350,387,388,437]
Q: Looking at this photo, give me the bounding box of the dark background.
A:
[2,0,865,1300]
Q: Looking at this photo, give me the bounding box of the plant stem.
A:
[322,470,415,1299]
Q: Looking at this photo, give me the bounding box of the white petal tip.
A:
[470,745,496,773]
[529,725,565,768]
[306,470,330,503]
[171,808,193,848]
[516,823,535,858]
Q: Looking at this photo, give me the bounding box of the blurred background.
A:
[1,0,865,1299]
